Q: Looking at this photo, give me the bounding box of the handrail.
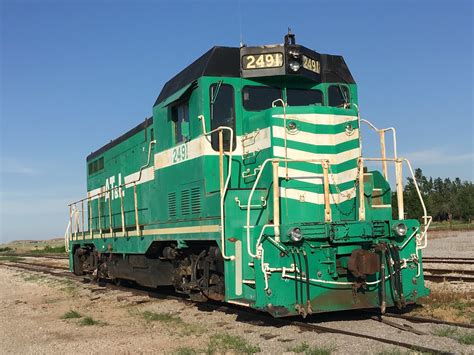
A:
[245,158,330,258]
[362,157,431,249]
[64,207,72,252]
[198,114,235,261]
[68,139,156,240]
[272,99,289,179]
[403,158,431,250]
[68,140,156,207]
[360,118,398,179]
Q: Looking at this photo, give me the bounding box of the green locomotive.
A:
[67,33,431,317]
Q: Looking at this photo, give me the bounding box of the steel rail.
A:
[0,261,72,276]
[424,268,474,276]
[0,261,458,355]
[1,253,68,260]
[424,274,474,283]
[0,260,69,271]
[290,320,451,355]
[423,257,474,265]
[424,257,474,261]
[382,312,474,329]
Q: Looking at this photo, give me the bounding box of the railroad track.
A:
[423,257,474,265]
[0,253,68,260]
[5,254,473,284]
[424,267,474,276]
[0,259,467,354]
[423,267,474,283]
[421,257,474,283]
[424,274,474,283]
[1,260,69,271]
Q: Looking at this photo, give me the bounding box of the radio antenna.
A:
[239,0,244,47]
[285,27,296,45]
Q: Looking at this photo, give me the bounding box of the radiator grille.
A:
[191,187,201,214]
[168,192,177,218]
[181,189,191,216]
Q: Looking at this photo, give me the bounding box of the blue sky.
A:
[1,0,472,242]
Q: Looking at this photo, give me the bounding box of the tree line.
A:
[394,168,474,222]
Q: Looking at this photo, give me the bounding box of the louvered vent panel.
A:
[168,192,177,218]
[181,189,191,215]
[191,187,201,214]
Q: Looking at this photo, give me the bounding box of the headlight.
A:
[288,60,301,72]
[289,227,303,242]
[392,222,407,237]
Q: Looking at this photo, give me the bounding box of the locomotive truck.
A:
[66,33,431,317]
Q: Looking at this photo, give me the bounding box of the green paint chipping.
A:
[288,342,333,355]
[433,327,474,345]
[207,333,260,355]
[61,310,82,319]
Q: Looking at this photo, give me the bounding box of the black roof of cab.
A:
[86,117,153,162]
[154,45,355,106]
[154,47,240,106]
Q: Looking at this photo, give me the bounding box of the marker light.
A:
[393,222,407,237]
[289,227,303,242]
[288,49,301,59]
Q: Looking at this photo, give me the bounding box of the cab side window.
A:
[171,101,189,144]
[210,83,235,151]
[328,85,350,107]
[88,157,104,176]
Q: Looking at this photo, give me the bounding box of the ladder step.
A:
[242,280,256,285]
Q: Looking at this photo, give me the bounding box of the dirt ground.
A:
[0,231,472,354]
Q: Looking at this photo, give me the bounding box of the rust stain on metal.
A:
[348,249,380,278]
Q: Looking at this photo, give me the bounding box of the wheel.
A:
[73,248,85,276]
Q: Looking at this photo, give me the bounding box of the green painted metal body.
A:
[69,69,429,316]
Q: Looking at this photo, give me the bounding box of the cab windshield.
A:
[242,85,346,111]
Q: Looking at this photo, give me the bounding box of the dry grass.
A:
[61,310,82,319]
[0,256,25,262]
[139,310,204,336]
[433,327,474,345]
[207,333,260,354]
[171,333,261,355]
[288,342,334,354]
[79,316,103,326]
[413,289,473,324]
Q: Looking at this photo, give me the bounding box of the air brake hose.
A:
[377,244,387,314]
[296,249,305,313]
[389,244,405,308]
[302,249,312,315]
[385,248,400,307]
[290,249,300,311]
[390,245,402,308]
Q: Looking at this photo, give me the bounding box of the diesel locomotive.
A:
[66,33,431,317]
